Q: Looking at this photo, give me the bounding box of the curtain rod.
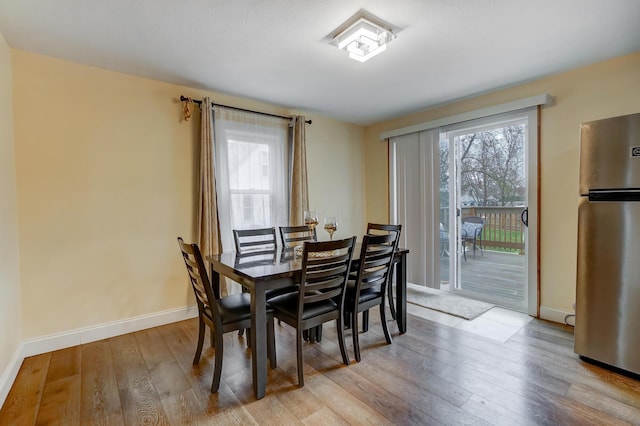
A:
[180,96,312,124]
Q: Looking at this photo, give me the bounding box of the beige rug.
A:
[407,284,494,320]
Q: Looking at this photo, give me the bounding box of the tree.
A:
[458,125,525,207]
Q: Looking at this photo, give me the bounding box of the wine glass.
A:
[304,210,319,231]
[324,216,338,240]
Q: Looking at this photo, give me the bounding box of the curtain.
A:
[197,97,225,295]
[214,107,289,255]
[390,129,441,288]
[289,115,309,225]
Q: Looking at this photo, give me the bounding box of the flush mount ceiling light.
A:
[332,15,396,63]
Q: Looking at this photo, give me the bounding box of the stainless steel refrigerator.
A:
[575,112,640,375]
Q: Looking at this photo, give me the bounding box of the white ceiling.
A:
[1,0,639,125]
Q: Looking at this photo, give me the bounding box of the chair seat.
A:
[345,280,381,306]
[268,292,338,321]
[214,293,253,325]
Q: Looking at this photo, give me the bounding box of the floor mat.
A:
[407,284,494,320]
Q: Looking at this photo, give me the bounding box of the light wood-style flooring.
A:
[2,307,640,425]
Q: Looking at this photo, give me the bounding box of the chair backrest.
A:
[366,223,402,239]
[297,237,356,319]
[353,232,400,299]
[279,225,317,249]
[233,227,277,254]
[461,216,484,237]
[439,223,448,242]
[177,237,220,320]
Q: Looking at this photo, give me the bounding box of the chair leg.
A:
[211,331,224,393]
[193,316,205,365]
[246,328,252,349]
[362,310,369,332]
[388,265,397,320]
[296,329,305,387]
[267,316,277,369]
[336,315,350,366]
[351,310,361,363]
[380,299,393,345]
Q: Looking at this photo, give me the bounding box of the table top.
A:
[207,243,408,282]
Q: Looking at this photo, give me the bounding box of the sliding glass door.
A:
[391,108,538,315]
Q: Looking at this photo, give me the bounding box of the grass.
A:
[481,228,524,253]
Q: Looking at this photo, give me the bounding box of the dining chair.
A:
[267,237,356,387]
[345,232,400,362]
[364,223,402,324]
[461,216,484,260]
[232,227,278,337]
[233,227,277,254]
[177,237,276,392]
[279,225,317,249]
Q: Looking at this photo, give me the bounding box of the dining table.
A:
[207,243,409,400]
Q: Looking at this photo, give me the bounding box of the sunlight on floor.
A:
[407,303,533,343]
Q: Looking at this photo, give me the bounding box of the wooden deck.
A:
[439,249,527,312]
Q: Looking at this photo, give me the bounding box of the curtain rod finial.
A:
[182,97,194,121]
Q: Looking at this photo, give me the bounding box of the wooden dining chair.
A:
[345,232,400,362]
[279,225,317,249]
[364,223,402,324]
[267,237,356,387]
[232,227,278,336]
[177,237,276,392]
[233,227,277,254]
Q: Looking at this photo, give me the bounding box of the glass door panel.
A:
[447,118,529,312]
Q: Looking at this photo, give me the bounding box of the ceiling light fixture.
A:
[333,16,396,63]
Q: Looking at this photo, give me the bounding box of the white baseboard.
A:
[1,305,198,409]
[0,344,24,410]
[22,305,198,357]
[539,306,573,325]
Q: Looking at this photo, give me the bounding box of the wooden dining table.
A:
[207,243,409,400]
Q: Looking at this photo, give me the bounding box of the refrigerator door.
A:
[575,197,640,374]
[579,112,640,195]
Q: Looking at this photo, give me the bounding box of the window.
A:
[214,108,289,251]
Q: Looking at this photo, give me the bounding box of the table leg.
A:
[396,253,407,334]
[210,266,220,299]
[251,285,268,399]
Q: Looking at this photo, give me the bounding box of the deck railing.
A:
[441,206,526,253]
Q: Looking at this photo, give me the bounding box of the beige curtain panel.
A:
[289,115,309,225]
[197,97,226,295]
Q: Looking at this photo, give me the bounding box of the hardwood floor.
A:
[2,308,640,425]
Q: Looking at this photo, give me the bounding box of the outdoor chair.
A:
[461,216,484,260]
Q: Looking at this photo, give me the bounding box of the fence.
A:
[441,206,526,253]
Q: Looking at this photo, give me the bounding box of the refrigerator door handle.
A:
[521,208,528,227]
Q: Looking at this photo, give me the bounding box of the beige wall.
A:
[12,50,366,339]
[365,51,640,316]
[0,34,22,383]
[304,115,366,235]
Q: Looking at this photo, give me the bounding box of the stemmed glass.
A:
[324,216,338,240]
[304,210,319,231]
